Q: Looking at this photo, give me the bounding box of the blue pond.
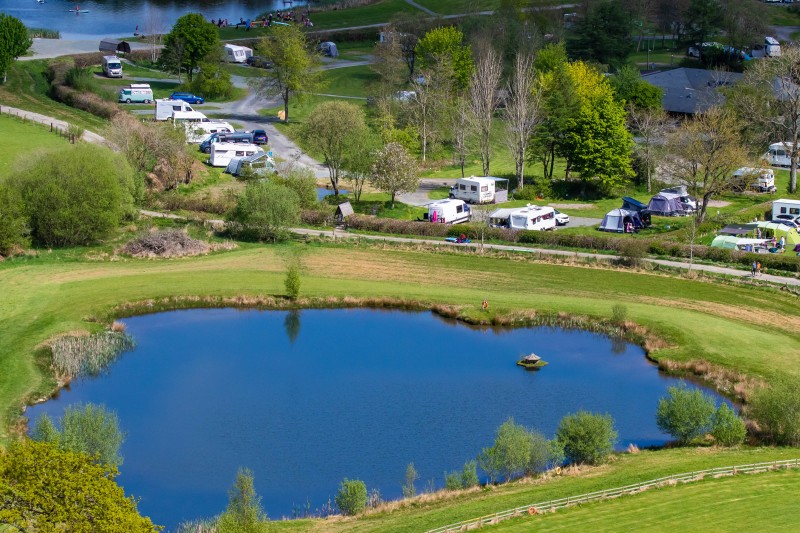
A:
[27,308,726,528]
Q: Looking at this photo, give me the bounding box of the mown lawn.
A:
[0,114,71,175]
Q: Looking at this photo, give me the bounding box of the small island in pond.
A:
[517,353,548,370]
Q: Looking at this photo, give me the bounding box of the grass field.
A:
[0,114,70,175]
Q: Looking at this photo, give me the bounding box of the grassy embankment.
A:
[0,114,70,175]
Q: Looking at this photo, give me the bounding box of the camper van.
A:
[772,199,800,221]
[449,177,509,204]
[224,44,253,63]
[766,36,781,58]
[766,142,796,167]
[102,55,123,78]
[209,142,263,167]
[507,205,557,231]
[118,84,153,104]
[155,98,195,121]
[423,199,471,224]
[732,167,777,193]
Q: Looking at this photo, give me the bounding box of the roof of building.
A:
[642,68,743,114]
[335,201,354,217]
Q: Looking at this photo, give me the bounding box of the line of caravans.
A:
[152,100,234,143]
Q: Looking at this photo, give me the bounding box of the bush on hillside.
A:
[274,162,318,209]
[748,380,800,446]
[555,411,617,465]
[335,478,367,516]
[0,184,30,255]
[7,144,136,246]
[711,403,747,446]
[227,181,300,242]
[655,383,716,444]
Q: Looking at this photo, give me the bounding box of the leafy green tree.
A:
[527,428,554,474]
[301,101,367,195]
[217,468,268,532]
[284,262,301,300]
[273,162,317,208]
[748,380,800,446]
[8,144,135,246]
[343,130,380,203]
[444,470,462,490]
[493,418,534,481]
[252,25,321,122]
[610,65,663,110]
[532,65,581,180]
[0,440,159,531]
[656,383,716,444]
[460,460,479,488]
[0,14,31,84]
[163,13,219,82]
[55,403,125,468]
[477,445,501,483]
[414,26,474,89]
[191,58,233,99]
[567,0,634,70]
[401,462,418,498]
[371,142,419,209]
[711,403,747,446]
[687,0,723,47]
[555,411,618,465]
[228,181,300,242]
[30,412,59,445]
[534,43,568,74]
[335,478,367,516]
[0,183,29,255]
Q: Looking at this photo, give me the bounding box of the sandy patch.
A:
[707,200,731,207]
[548,203,595,209]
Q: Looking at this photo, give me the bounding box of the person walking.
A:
[751,260,757,277]
[757,261,762,276]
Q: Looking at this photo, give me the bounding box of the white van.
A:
[155,98,195,121]
[765,142,796,167]
[449,177,509,204]
[209,142,263,167]
[508,204,557,231]
[224,44,253,63]
[732,167,777,193]
[424,199,471,224]
[772,199,800,220]
[102,55,123,78]
[118,84,153,104]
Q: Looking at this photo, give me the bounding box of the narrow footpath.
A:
[0,104,107,144]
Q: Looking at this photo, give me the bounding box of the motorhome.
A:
[209,142,263,167]
[732,167,777,193]
[224,44,253,63]
[155,98,195,121]
[508,204,557,231]
[766,36,781,58]
[118,84,153,104]
[184,119,234,144]
[449,177,509,204]
[772,199,800,221]
[423,199,471,224]
[766,142,796,167]
[102,55,123,78]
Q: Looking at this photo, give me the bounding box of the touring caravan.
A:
[449,177,509,204]
[772,199,800,220]
[423,199,471,224]
[732,167,777,193]
[184,120,234,144]
[766,142,796,167]
[118,84,153,104]
[155,98,195,121]
[102,55,123,78]
[224,44,253,63]
[508,204,557,231]
[209,142,263,167]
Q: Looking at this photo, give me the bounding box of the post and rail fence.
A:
[424,458,800,533]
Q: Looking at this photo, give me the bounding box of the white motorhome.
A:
[772,199,800,220]
[224,44,253,63]
[209,142,263,167]
[508,204,557,231]
[449,177,509,204]
[184,120,234,144]
[424,199,471,224]
[732,167,777,193]
[765,142,796,167]
[155,98,195,121]
[766,36,781,58]
[102,55,123,78]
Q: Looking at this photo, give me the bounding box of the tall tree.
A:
[450,92,471,178]
[531,65,580,180]
[409,67,450,162]
[415,26,474,90]
[162,13,218,82]
[503,53,542,190]
[343,130,380,203]
[665,106,746,222]
[720,0,767,51]
[686,0,723,46]
[468,47,503,176]
[217,468,268,529]
[567,0,634,70]
[0,14,32,84]
[301,100,367,195]
[628,106,668,193]
[610,65,663,110]
[252,25,321,122]
[371,142,419,209]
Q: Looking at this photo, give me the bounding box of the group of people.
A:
[211,18,231,28]
[751,260,763,277]
[214,9,313,30]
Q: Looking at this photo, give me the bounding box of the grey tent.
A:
[319,41,339,57]
[99,39,131,54]
[622,196,647,212]
[225,152,274,176]
[646,193,687,216]
[599,208,645,233]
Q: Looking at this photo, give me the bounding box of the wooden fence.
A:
[425,458,800,533]
[0,105,78,144]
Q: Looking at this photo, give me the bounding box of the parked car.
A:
[246,56,272,69]
[773,215,800,228]
[554,209,570,226]
[252,129,268,145]
[170,92,205,104]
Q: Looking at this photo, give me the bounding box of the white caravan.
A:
[766,142,796,167]
[449,177,509,204]
[732,167,777,193]
[224,44,253,63]
[772,199,800,220]
[508,204,557,231]
[155,98,195,121]
[184,120,234,144]
[209,142,263,167]
[424,199,471,224]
